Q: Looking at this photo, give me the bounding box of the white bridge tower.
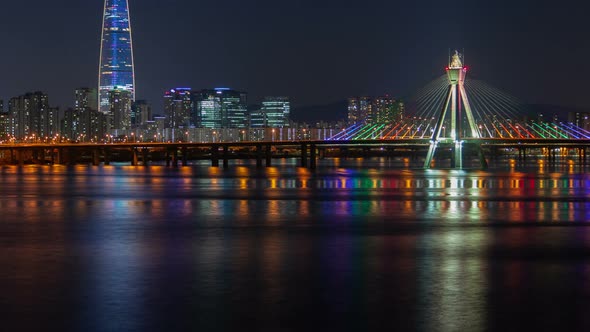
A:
[424,51,481,168]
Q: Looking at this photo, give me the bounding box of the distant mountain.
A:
[522,104,590,121]
[271,101,589,124]
[290,100,348,123]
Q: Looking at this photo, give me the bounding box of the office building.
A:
[131,100,151,126]
[196,88,247,129]
[251,97,290,128]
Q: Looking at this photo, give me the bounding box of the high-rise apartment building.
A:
[108,89,132,131]
[9,92,58,140]
[0,109,13,140]
[348,95,403,125]
[62,88,106,142]
[347,97,360,125]
[163,88,194,129]
[347,97,373,125]
[373,95,403,124]
[61,108,80,141]
[98,0,135,115]
[75,88,98,112]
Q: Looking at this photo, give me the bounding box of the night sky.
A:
[0,0,588,116]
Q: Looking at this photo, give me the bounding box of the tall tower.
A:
[98,0,135,115]
[424,51,480,169]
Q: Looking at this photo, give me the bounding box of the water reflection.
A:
[417,229,489,331]
[2,164,590,330]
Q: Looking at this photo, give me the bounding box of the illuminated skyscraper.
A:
[98,0,135,115]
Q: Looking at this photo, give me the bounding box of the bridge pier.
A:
[103,148,110,166]
[211,146,219,167]
[56,148,64,165]
[16,149,24,166]
[310,144,317,169]
[40,149,46,164]
[265,144,272,167]
[32,149,39,164]
[256,144,263,168]
[164,149,171,167]
[301,143,308,168]
[477,145,488,169]
[546,146,554,164]
[182,147,188,167]
[223,145,229,169]
[131,148,138,166]
[518,147,527,164]
[92,149,100,166]
[67,148,77,165]
[142,148,149,166]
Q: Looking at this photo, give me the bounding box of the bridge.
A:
[1,138,589,169]
[328,51,590,168]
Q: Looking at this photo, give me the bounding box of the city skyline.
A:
[0,0,588,113]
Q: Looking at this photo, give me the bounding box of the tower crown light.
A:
[449,50,463,68]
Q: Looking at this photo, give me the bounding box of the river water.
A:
[1,158,590,331]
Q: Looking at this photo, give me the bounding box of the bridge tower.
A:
[424,50,480,169]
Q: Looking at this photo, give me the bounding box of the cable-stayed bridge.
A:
[329,51,590,168]
[331,76,586,141]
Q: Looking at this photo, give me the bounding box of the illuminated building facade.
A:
[251,97,290,128]
[348,96,403,125]
[75,88,98,112]
[131,100,151,126]
[197,91,222,129]
[163,88,194,129]
[108,89,132,131]
[9,92,58,140]
[98,0,135,115]
[61,88,106,142]
[347,97,360,125]
[196,88,247,129]
[0,109,13,140]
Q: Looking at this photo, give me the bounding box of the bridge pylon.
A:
[424,50,481,169]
